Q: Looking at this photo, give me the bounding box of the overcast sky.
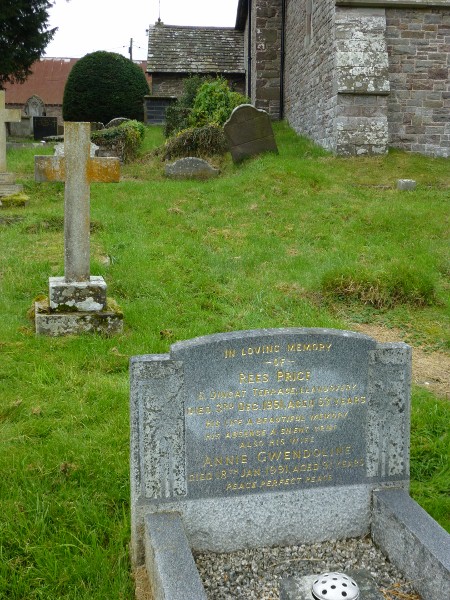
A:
[44,0,240,61]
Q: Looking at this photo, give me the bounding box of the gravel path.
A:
[194,537,421,599]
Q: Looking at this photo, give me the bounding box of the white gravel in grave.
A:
[194,537,420,600]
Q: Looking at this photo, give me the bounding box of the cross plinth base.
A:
[0,172,23,197]
[49,276,107,312]
[34,297,123,337]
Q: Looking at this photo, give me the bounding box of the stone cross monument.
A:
[0,90,21,172]
[0,90,23,198]
[34,121,123,335]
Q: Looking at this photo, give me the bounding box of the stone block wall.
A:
[335,8,390,155]
[385,8,450,158]
[284,0,338,151]
[151,74,188,98]
[254,0,283,118]
[151,73,245,101]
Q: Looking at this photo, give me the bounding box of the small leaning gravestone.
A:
[224,104,278,162]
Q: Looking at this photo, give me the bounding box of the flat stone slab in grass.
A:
[165,157,219,179]
[397,179,416,191]
[224,104,278,162]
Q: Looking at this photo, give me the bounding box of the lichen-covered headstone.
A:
[165,157,219,179]
[224,104,278,163]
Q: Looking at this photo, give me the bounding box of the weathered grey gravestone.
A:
[224,104,278,163]
[0,91,23,198]
[34,122,123,336]
[129,327,448,600]
[165,157,219,180]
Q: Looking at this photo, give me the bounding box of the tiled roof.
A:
[147,24,245,74]
[4,58,151,106]
[3,58,78,105]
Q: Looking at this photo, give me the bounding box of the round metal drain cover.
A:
[311,572,360,600]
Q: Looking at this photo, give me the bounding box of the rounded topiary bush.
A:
[63,51,149,123]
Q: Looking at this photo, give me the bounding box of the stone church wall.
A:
[284,0,338,151]
[253,0,283,118]
[386,8,450,158]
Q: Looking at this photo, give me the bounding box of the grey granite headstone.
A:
[165,157,219,180]
[224,104,278,163]
[130,328,411,564]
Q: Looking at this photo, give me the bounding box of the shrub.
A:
[320,265,437,309]
[92,120,146,162]
[164,75,209,137]
[160,124,228,161]
[63,51,149,123]
[189,77,250,128]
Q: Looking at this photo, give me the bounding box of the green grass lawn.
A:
[1,124,449,598]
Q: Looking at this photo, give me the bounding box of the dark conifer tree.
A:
[0,0,56,87]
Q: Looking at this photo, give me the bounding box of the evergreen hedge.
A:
[63,51,149,124]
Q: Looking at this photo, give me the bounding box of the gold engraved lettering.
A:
[286,342,332,352]
[238,402,260,412]
[239,440,265,448]
[336,458,364,468]
[215,403,235,413]
[310,412,349,421]
[224,349,236,359]
[187,406,211,416]
[290,436,314,444]
[210,390,247,400]
[188,472,213,482]
[314,424,337,432]
[268,438,285,446]
[203,455,248,468]
[281,427,309,435]
[205,433,220,441]
[239,373,269,384]
[240,468,261,478]
[241,345,281,357]
[225,429,266,439]
[277,370,311,382]
[262,399,285,410]
[257,446,351,463]
[317,396,365,407]
[224,418,243,427]
[226,481,258,492]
